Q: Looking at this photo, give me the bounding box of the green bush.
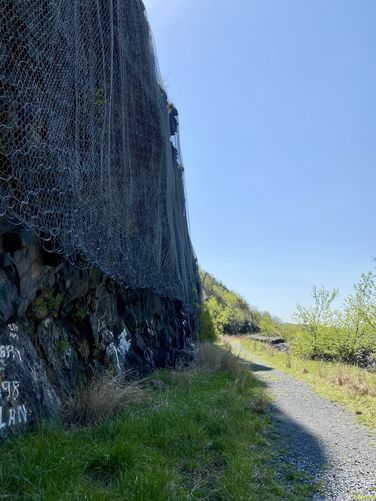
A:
[198,305,217,341]
[293,275,376,364]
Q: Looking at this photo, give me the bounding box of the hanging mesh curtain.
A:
[0,0,199,307]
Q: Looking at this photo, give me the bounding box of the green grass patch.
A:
[0,350,315,500]
[235,337,376,429]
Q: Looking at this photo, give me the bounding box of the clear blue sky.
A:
[144,0,376,321]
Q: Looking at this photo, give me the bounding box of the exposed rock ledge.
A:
[0,219,198,435]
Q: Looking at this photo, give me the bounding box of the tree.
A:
[341,272,376,351]
[294,286,339,355]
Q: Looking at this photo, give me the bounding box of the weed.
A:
[72,307,87,321]
[32,289,64,318]
[58,337,68,352]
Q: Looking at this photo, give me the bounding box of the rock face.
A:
[0,220,198,435]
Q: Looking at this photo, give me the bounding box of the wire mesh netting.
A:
[0,0,200,306]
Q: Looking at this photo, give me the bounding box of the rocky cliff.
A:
[0,0,201,436]
[0,219,198,435]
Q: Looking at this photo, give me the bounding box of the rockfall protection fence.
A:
[0,0,200,307]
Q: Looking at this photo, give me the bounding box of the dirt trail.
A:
[231,340,376,500]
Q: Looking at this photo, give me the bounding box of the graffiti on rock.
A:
[0,345,22,362]
[0,324,28,431]
[0,404,27,429]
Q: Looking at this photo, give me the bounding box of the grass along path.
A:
[227,337,376,500]
[231,336,376,428]
[0,344,314,500]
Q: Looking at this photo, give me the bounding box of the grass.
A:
[233,337,376,429]
[63,373,145,426]
[0,344,315,500]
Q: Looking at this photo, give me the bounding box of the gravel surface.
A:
[233,341,376,500]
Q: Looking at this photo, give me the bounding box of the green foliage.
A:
[295,286,339,340]
[0,360,314,500]
[341,272,376,354]
[293,286,340,359]
[293,275,376,363]
[58,337,69,353]
[279,322,302,341]
[72,306,87,322]
[258,311,285,337]
[199,269,260,336]
[32,290,64,318]
[198,304,217,341]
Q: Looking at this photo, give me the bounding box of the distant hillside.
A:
[199,269,260,337]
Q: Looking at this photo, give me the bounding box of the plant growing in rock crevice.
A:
[71,306,88,322]
[31,289,64,319]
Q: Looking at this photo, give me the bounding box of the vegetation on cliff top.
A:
[198,269,290,342]
[199,269,260,339]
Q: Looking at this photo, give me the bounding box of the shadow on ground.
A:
[235,348,328,495]
[250,362,273,372]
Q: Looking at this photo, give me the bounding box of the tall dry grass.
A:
[194,342,248,376]
[63,372,145,426]
[322,364,376,397]
[242,337,376,397]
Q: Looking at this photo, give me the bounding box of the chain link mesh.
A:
[0,0,199,307]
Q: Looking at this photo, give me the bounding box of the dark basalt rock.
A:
[0,220,199,435]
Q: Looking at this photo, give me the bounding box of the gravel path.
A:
[232,341,376,500]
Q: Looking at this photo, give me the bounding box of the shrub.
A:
[198,304,217,341]
[293,276,376,365]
